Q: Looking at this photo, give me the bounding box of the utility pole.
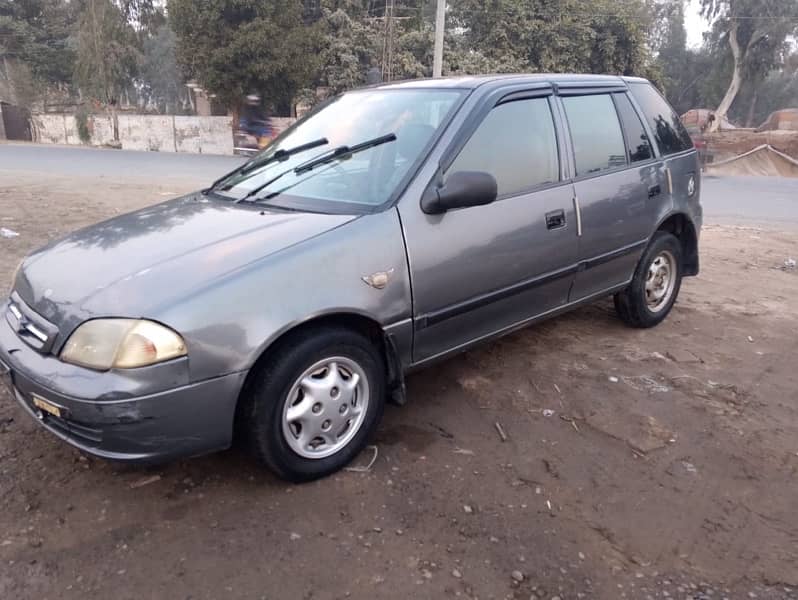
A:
[381,0,395,82]
[432,0,445,78]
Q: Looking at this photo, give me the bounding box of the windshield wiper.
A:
[293,133,397,176]
[235,133,398,204]
[208,137,329,191]
[234,145,338,203]
[240,137,329,175]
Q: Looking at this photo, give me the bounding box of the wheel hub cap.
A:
[645,250,677,313]
[281,357,369,459]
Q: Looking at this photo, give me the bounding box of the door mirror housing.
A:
[421,171,498,214]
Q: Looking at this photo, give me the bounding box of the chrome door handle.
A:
[573,196,583,237]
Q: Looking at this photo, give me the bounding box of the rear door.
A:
[560,91,662,301]
[399,90,579,363]
[626,81,701,226]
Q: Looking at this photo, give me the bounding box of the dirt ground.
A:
[1,171,797,600]
[705,130,798,163]
[705,146,798,178]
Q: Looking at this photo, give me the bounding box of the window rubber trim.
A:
[558,92,631,181]
[423,88,565,209]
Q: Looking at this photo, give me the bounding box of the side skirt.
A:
[405,280,630,374]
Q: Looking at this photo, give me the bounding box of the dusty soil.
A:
[1,171,797,600]
[705,130,798,162]
[705,146,798,178]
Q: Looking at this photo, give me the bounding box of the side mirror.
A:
[421,171,498,214]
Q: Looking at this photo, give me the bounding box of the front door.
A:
[560,92,662,301]
[399,94,579,363]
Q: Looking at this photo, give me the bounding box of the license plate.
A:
[32,394,61,418]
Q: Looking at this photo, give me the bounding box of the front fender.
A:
[153,209,411,382]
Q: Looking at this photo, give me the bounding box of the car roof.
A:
[373,74,649,91]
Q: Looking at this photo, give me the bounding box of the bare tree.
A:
[702,0,797,132]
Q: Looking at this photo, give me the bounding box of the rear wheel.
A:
[242,327,385,482]
[614,232,683,328]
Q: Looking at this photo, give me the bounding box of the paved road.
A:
[2,143,797,225]
[700,174,798,227]
[0,142,242,184]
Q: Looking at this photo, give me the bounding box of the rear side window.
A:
[628,83,693,156]
[614,93,653,163]
[562,94,627,176]
[447,97,559,197]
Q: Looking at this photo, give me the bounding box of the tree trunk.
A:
[110,101,119,142]
[709,23,743,133]
[745,90,759,128]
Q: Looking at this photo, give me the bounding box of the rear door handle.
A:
[545,209,566,230]
[648,184,661,198]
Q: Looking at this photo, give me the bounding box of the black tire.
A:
[240,326,386,482]
[614,232,683,328]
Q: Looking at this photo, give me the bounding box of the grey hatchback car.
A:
[0,75,701,481]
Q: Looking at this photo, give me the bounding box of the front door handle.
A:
[545,209,566,230]
[648,184,662,198]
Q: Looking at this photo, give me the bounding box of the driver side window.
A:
[446,97,560,198]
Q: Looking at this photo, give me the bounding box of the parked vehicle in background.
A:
[0,75,701,482]
[680,108,742,168]
[685,125,710,167]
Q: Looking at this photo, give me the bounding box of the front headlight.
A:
[61,319,187,370]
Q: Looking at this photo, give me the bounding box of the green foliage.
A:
[74,0,141,106]
[75,104,92,143]
[1,0,178,112]
[168,0,323,114]
[303,0,660,106]
[698,0,798,123]
[116,0,163,33]
[654,1,720,115]
[18,0,779,125]
[313,0,432,90]
[393,28,434,79]
[0,0,78,86]
[447,0,655,76]
[314,4,380,93]
[734,53,798,126]
[653,0,798,123]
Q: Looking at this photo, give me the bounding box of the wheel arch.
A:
[234,312,405,435]
[653,212,699,276]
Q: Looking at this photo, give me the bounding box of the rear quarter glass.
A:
[628,83,693,156]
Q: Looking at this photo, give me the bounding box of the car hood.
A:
[14,193,357,337]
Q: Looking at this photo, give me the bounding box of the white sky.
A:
[685,0,708,49]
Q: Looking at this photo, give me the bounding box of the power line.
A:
[360,6,798,21]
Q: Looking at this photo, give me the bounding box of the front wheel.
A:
[242,326,386,482]
[614,232,683,328]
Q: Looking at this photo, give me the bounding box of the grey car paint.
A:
[0,74,701,463]
[15,195,358,358]
[401,88,579,362]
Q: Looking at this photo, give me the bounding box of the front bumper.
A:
[0,307,247,464]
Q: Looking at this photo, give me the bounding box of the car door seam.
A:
[413,238,647,331]
[580,239,648,270]
[414,263,580,330]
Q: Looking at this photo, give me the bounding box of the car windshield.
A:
[214,88,464,211]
